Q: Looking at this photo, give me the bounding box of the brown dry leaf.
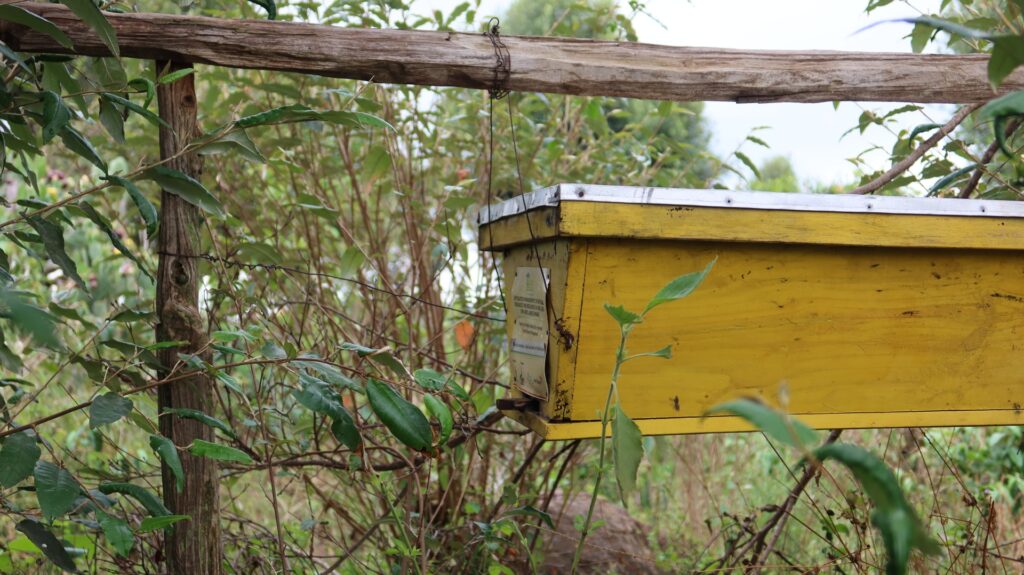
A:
[454,319,475,351]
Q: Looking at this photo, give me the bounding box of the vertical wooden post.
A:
[155,61,223,574]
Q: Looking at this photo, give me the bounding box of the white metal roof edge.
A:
[477,183,1024,225]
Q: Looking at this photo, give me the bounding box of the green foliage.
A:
[88,392,133,429]
[0,431,40,488]
[15,519,78,573]
[34,461,81,519]
[149,434,184,492]
[366,378,432,451]
[704,398,820,450]
[189,439,254,464]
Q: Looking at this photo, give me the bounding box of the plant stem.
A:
[570,326,628,573]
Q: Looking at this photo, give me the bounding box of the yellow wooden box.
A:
[479,184,1024,440]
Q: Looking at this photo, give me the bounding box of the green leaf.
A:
[189,439,253,464]
[413,368,447,391]
[39,91,71,144]
[138,514,190,533]
[643,259,715,315]
[979,91,1024,157]
[246,0,277,19]
[99,93,168,129]
[97,482,171,517]
[0,290,60,348]
[908,122,941,142]
[294,356,361,392]
[734,151,760,179]
[141,166,225,217]
[104,176,158,238]
[928,164,977,196]
[89,392,133,429]
[910,22,933,53]
[77,201,152,279]
[235,241,282,265]
[505,505,554,529]
[423,394,453,445]
[990,37,1024,89]
[603,304,640,327]
[293,373,361,449]
[34,461,81,519]
[0,5,73,49]
[161,408,239,440]
[25,215,87,293]
[366,378,432,451]
[234,104,393,131]
[198,130,266,163]
[626,344,672,361]
[127,77,155,108]
[612,406,643,496]
[704,398,820,450]
[156,67,194,84]
[97,97,125,144]
[58,126,107,173]
[0,431,41,487]
[59,0,118,57]
[812,443,941,575]
[97,511,133,557]
[149,434,184,492]
[15,519,78,573]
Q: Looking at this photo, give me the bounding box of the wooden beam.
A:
[0,3,1018,104]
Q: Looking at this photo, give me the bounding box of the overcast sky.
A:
[416,0,947,187]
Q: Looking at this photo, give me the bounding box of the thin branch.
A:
[959,117,1023,198]
[851,104,981,195]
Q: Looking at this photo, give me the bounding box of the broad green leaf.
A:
[423,394,453,445]
[704,398,820,449]
[76,201,152,279]
[197,130,266,163]
[812,443,941,575]
[0,290,59,348]
[58,126,106,173]
[25,215,87,292]
[97,97,125,144]
[643,259,715,315]
[0,5,73,49]
[260,340,287,360]
[39,91,71,144]
[603,304,640,327]
[366,378,432,451]
[612,406,643,495]
[34,461,81,519]
[110,309,153,322]
[0,431,40,487]
[59,0,119,56]
[97,482,171,517]
[294,356,361,392]
[138,514,190,532]
[189,439,253,464]
[162,408,239,440]
[236,241,283,264]
[293,373,361,449]
[105,176,158,237]
[341,343,411,378]
[89,392,133,429]
[990,37,1024,89]
[97,511,133,557]
[141,166,225,217]
[149,434,184,492]
[413,368,447,391]
[15,519,78,573]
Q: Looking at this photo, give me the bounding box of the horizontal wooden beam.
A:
[0,3,1018,104]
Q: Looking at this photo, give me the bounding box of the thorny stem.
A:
[570,323,630,573]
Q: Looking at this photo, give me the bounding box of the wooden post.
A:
[155,61,223,574]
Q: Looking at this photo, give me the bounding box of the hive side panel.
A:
[568,238,1024,427]
[560,202,1024,250]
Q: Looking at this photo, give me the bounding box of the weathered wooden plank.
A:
[0,2,1020,104]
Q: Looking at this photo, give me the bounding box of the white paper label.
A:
[510,266,550,399]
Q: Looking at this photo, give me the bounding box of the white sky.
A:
[415,0,948,187]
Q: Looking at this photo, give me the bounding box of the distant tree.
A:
[751,156,800,193]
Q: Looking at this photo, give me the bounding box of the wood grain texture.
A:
[1,3,1021,104]
[155,62,223,575]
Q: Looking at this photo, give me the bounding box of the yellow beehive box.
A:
[480,184,1024,440]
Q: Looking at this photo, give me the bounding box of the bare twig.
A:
[959,117,1023,198]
